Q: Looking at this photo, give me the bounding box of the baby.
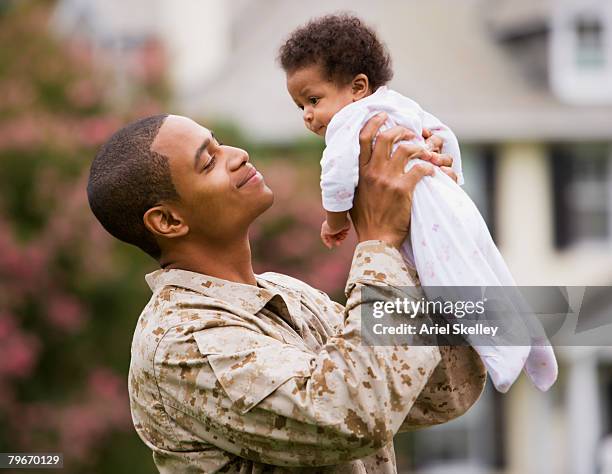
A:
[279,14,558,393]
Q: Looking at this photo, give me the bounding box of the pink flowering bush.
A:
[0,2,165,472]
[0,3,357,473]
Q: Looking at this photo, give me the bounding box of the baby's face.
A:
[286,64,355,137]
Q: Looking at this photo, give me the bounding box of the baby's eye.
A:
[308,97,319,105]
[296,104,304,111]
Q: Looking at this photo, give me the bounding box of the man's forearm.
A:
[399,345,486,432]
[345,241,486,433]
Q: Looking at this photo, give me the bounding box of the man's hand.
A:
[349,113,453,249]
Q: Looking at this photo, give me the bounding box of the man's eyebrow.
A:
[194,137,211,171]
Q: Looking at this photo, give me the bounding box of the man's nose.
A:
[227,146,249,170]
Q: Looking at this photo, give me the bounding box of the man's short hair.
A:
[87,114,177,260]
[278,13,393,90]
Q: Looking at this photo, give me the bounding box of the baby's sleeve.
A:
[320,118,362,213]
[421,110,464,186]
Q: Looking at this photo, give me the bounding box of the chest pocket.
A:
[194,328,314,414]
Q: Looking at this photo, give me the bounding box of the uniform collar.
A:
[145,268,302,317]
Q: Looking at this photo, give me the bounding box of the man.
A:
[87,113,486,473]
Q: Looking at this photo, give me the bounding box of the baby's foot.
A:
[524,341,558,391]
[476,346,529,393]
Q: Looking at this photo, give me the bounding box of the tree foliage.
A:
[0,2,354,473]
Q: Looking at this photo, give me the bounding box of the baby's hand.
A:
[321,220,351,249]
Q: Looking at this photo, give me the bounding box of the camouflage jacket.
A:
[129,241,486,473]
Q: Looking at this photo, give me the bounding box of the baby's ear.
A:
[351,74,370,100]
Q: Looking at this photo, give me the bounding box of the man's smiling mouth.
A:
[237,165,258,188]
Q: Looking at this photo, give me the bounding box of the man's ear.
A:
[143,205,189,239]
[351,74,370,101]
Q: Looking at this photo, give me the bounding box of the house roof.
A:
[182,0,612,143]
[485,0,552,38]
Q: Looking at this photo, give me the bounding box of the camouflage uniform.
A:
[129,241,486,473]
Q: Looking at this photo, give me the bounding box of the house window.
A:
[550,5,612,104]
[394,382,506,472]
[551,144,612,248]
[600,362,612,436]
[598,361,612,472]
[575,16,606,69]
[460,146,497,242]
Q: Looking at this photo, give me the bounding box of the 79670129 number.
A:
[0,453,63,469]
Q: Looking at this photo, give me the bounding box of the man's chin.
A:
[251,186,274,217]
[261,186,274,210]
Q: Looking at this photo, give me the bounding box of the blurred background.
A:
[1,0,612,472]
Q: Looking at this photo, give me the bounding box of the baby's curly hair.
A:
[278,13,393,90]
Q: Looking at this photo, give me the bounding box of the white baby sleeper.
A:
[321,86,557,392]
